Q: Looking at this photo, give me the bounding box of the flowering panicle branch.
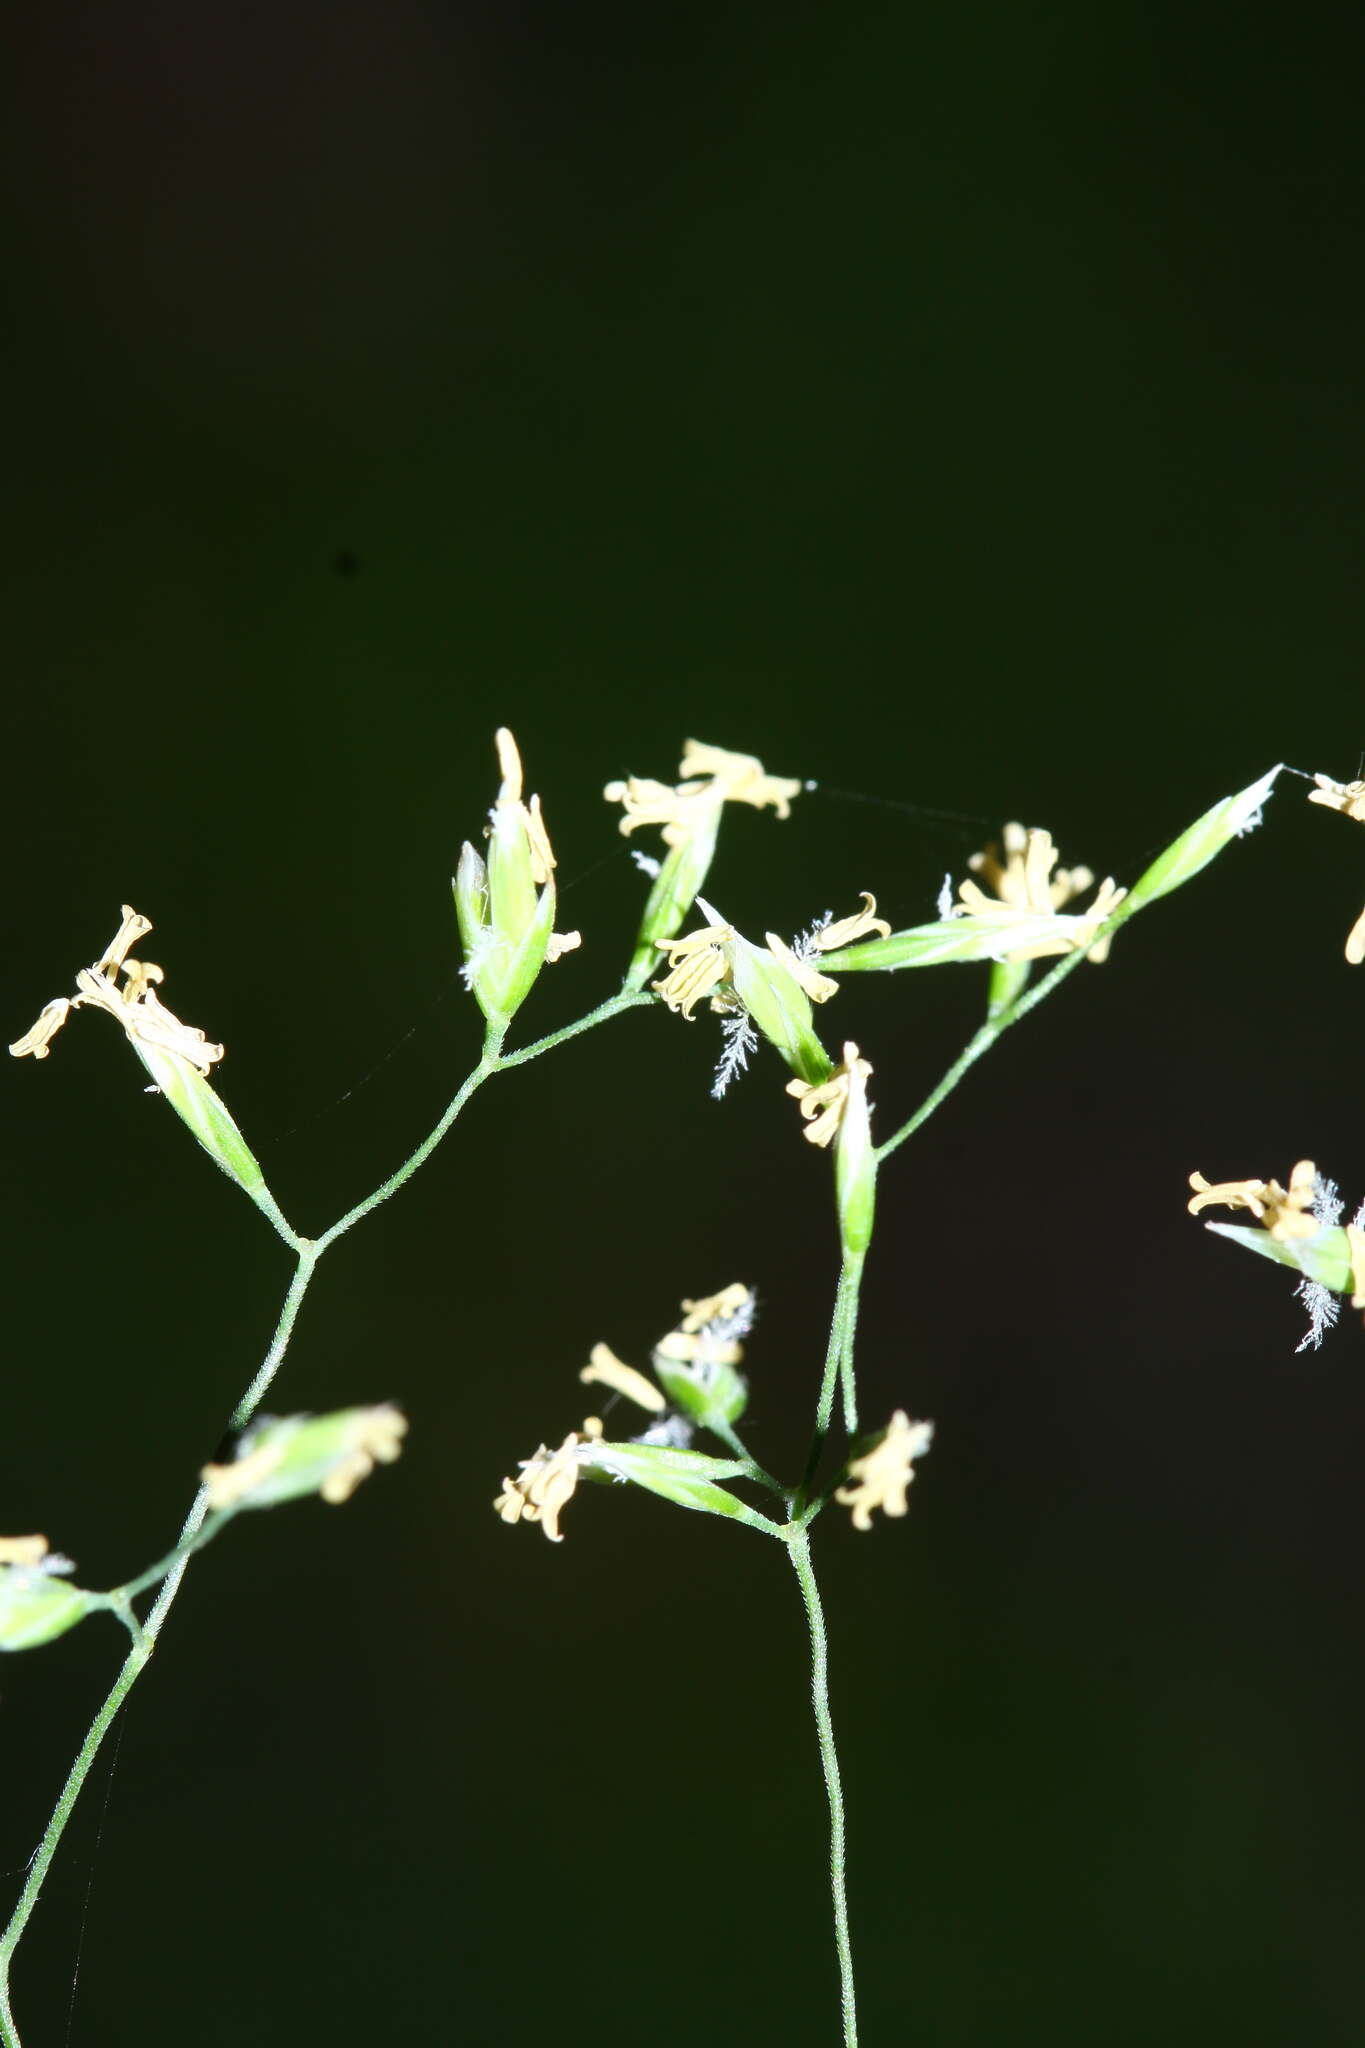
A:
[5,741,1319,2048]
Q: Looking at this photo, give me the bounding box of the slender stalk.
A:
[0,1248,316,2044]
[254,1187,304,1252]
[705,1416,786,1496]
[2,986,649,2041]
[818,1256,865,1442]
[494,988,654,1069]
[788,1526,857,2047]
[0,1640,146,2047]
[312,990,652,1253]
[797,1253,866,1514]
[773,927,1129,2048]
[875,941,1093,1164]
[839,1268,862,1438]
[110,1508,240,1606]
[229,1246,319,1428]
[312,1061,498,1253]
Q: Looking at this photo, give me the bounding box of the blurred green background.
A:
[5,3,1365,2041]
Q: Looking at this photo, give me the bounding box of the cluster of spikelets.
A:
[0,1408,409,1653]
[492,1283,933,1544]
[1187,1159,1365,1352]
[10,745,1365,1587]
[605,740,1133,1169]
[1177,769,1365,1351]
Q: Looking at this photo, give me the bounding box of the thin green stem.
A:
[229,1246,319,1429]
[312,989,652,1253]
[110,1507,241,1605]
[797,1253,866,1515]
[875,941,1093,1164]
[312,1061,497,1253]
[839,1270,862,1439]
[787,1526,857,2047]
[706,1416,786,1496]
[0,1249,316,2044]
[2,986,649,2042]
[0,1640,147,2047]
[251,1184,305,1254]
[494,988,654,1069]
[818,1256,865,1442]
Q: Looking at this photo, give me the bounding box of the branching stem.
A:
[705,1416,786,1496]
[876,930,1107,1164]
[494,989,654,1070]
[0,988,647,2044]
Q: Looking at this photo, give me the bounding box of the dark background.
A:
[4,4,1365,2042]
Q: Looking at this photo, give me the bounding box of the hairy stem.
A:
[797,1253,866,1515]
[312,1061,498,1252]
[788,1526,857,2047]
[110,1508,241,1606]
[839,1266,863,1438]
[494,988,654,1069]
[228,1245,319,1429]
